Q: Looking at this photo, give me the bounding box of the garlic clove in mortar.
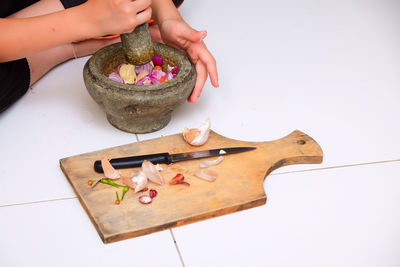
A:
[119,63,137,84]
[183,119,211,146]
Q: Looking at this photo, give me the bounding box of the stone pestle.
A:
[120,23,154,65]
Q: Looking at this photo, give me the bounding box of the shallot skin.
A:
[142,160,164,185]
[194,169,218,182]
[101,156,121,179]
[200,156,224,168]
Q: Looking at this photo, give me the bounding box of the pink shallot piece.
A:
[139,195,152,204]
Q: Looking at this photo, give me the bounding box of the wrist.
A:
[151,0,182,26]
[71,2,104,39]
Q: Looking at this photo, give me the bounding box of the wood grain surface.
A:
[60,130,323,243]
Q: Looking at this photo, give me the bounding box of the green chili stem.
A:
[115,191,120,202]
[121,186,129,201]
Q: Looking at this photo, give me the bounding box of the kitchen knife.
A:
[94,147,256,173]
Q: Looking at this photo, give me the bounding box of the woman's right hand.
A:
[84,0,152,36]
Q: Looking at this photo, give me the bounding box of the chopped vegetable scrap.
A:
[200,156,224,168]
[169,173,190,186]
[182,119,211,146]
[139,195,152,204]
[142,160,164,185]
[101,178,124,188]
[194,169,217,182]
[121,176,136,189]
[108,54,178,85]
[101,156,121,179]
[131,171,148,193]
[149,189,157,199]
[115,191,120,205]
[138,189,157,205]
[121,186,129,201]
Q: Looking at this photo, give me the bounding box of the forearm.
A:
[151,0,182,26]
[0,5,99,62]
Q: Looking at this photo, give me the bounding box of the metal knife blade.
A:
[94,146,256,173]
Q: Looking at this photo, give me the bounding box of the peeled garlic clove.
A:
[194,169,217,182]
[132,171,148,193]
[142,160,164,185]
[200,156,224,168]
[101,156,121,179]
[119,63,136,84]
[183,119,211,146]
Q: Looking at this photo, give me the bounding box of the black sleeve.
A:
[0,59,31,114]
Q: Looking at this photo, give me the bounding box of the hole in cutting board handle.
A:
[297,139,306,145]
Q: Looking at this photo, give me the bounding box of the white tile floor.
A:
[1,0,400,266]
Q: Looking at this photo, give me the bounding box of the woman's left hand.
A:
[154,19,219,103]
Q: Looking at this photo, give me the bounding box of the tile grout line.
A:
[0,196,77,208]
[2,159,399,208]
[169,229,186,267]
[270,159,400,176]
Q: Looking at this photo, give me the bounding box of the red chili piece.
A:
[170,173,190,186]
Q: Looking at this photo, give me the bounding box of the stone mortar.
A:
[83,42,196,133]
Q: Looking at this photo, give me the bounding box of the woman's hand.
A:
[157,18,219,103]
[84,0,153,36]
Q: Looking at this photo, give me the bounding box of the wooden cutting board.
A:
[60,130,322,243]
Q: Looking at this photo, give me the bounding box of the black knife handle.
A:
[94,152,172,173]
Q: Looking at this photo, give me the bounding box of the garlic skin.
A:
[101,156,121,179]
[194,169,218,182]
[183,119,211,146]
[142,160,164,185]
[131,171,148,192]
[200,156,224,168]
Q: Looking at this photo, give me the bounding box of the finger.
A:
[188,61,207,103]
[131,0,152,13]
[180,28,207,44]
[134,7,152,25]
[149,26,163,43]
[197,43,219,88]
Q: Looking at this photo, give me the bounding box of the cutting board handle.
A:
[261,130,323,176]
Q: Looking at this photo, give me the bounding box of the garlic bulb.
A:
[183,119,211,146]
